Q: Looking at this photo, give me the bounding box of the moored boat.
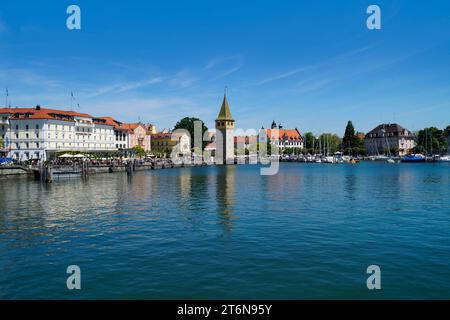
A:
[401,154,426,163]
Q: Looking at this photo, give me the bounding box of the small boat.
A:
[372,155,389,161]
[387,158,396,164]
[438,155,450,162]
[401,154,426,163]
[324,156,335,163]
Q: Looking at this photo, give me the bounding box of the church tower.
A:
[215,93,235,164]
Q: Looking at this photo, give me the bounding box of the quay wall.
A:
[0,161,203,180]
[0,166,32,179]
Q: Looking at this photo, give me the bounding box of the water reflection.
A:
[344,174,357,201]
[2,163,450,299]
[215,166,236,232]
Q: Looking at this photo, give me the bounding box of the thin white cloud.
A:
[204,55,242,70]
[255,66,314,85]
[205,56,244,80]
[169,70,198,89]
[87,96,214,126]
[214,64,243,80]
[0,67,62,88]
[253,45,377,86]
[86,77,163,98]
[296,78,333,94]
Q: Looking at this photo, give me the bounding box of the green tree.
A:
[444,125,450,137]
[342,121,363,155]
[444,125,450,153]
[257,141,272,155]
[174,117,209,150]
[343,121,355,154]
[416,127,447,155]
[303,132,315,149]
[318,133,342,154]
[132,145,146,158]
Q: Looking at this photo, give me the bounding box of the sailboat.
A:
[382,126,396,163]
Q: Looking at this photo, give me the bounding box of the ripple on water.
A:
[1,163,450,299]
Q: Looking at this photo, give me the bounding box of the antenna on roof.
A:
[5,87,9,108]
[69,92,81,110]
[70,91,74,111]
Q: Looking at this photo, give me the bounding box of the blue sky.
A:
[0,0,449,135]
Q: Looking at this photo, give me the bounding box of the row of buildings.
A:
[0,105,190,161]
[212,95,418,159]
[208,95,304,163]
[0,96,420,163]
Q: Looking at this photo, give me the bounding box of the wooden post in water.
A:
[81,160,89,179]
[126,161,133,176]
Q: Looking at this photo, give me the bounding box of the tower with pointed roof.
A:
[215,93,235,164]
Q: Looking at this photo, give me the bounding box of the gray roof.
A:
[366,123,413,138]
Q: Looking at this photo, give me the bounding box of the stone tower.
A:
[215,94,235,164]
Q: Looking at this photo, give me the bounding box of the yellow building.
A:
[150,132,190,158]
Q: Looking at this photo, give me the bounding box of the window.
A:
[36,124,39,130]
[26,133,29,139]
[15,125,19,130]
[25,125,29,130]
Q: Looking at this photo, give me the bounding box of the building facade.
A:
[150,132,190,157]
[0,106,118,161]
[98,117,130,150]
[262,121,304,151]
[215,94,235,164]
[121,123,151,152]
[364,123,416,156]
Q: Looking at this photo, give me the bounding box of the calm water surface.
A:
[1,162,449,299]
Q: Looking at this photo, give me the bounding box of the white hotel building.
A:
[0,106,120,161]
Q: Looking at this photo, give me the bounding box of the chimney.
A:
[35,105,41,110]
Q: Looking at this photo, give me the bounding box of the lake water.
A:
[1,162,449,299]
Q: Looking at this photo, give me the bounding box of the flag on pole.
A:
[6,88,8,96]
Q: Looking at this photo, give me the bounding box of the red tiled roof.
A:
[0,108,93,119]
[0,107,93,121]
[265,128,303,141]
[151,132,173,139]
[121,123,142,130]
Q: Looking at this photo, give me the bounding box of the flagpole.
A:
[5,88,11,157]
